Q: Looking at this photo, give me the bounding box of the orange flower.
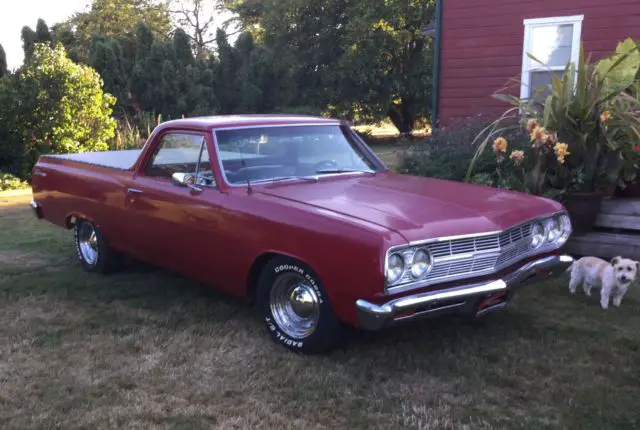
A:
[554,142,570,164]
[510,150,525,165]
[530,126,547,146]
[600,111,612,124]
[526,119,539,133]
[492,136,508,153]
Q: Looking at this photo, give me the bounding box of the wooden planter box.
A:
[565,198,640,260]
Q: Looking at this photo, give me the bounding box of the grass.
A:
[1,195,640,429]
[368,136,415,170]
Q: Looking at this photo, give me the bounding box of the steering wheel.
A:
[314,159,339,171]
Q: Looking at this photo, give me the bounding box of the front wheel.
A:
[74,219,121,274]
[256,257,345,354]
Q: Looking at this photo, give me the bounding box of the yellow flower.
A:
[600,111,612,124]
[492,136,508,153]
[530,126,547,145]
[526,119,539,133]
[510,150,525,165]
[554,142,570,164]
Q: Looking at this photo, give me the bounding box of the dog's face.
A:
[611,256,639,286]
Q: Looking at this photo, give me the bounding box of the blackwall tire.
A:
[256,256,345,354]
[74,219,120,274]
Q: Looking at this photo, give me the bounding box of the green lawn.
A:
[1,195,639,429]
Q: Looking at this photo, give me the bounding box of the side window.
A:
[145,133,216,188]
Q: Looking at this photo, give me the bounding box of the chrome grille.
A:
[394,222,533,288]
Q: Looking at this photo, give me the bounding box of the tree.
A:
[170,0,228,58]
[51,22,82,62]
[215,28,241,113]
[35,19,53,44]
[226,0,435,132]
[89,36,128,107]
[65,0,172,61]
[0,43,117,177]
[22,18,53,60]
[0,44,7,78]
[173,28,195,66]
[21,26,37,58]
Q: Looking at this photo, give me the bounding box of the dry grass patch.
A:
[1,196,640,429]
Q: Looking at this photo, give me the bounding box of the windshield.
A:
[214,124,378,185]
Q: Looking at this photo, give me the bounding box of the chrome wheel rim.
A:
[270,273,320,339]
[78,223,99,265]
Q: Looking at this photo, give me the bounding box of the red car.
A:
[30,115,574,354]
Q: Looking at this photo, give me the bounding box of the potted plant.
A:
[466,38,640,234]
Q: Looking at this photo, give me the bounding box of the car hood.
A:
[257,171,563,243]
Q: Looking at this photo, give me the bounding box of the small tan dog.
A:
[568,256,639,309]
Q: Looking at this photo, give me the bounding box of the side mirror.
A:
[171,172,195,187]
[171,172,204,193]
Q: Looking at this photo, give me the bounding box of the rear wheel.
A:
[256,257,345,354]
[74,219,121,274]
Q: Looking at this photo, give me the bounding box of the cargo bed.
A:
[45,148,268,171]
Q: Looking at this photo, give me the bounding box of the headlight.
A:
[410,249,432,279]
[386,253,405,284]
[531,222,545,248]
[545,216,562,243]
[558,213,572,244]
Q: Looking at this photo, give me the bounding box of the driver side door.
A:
[122,130,223,276]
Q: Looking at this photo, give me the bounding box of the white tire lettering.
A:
[275,264,306,275]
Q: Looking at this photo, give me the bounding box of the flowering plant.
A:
[466,38,640,200]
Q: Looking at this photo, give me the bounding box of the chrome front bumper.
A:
[356,254,574,331]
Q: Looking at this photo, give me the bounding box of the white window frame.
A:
[520,15,584,99]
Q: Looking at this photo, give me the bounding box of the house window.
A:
[521,15,583,99]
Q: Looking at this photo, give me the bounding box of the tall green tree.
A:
[215,28,242,113]
[35,19,53,44]
[0,44,7,78]
[21,19,53,61]
[51,22,82,62]
[226,0,435,132]
[89,36,128,107]
[21,26,37,58]
[173,28,195,66]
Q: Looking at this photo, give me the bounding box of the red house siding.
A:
[438,0,640,126]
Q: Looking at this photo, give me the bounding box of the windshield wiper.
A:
[315,168,375,175]
[262,175,319,184]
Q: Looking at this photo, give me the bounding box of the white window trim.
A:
[520,14,584,99]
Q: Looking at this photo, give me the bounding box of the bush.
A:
[0,43,116,178]
[468,38,640,199]
[0,173,29,191]
[397,119,528,184]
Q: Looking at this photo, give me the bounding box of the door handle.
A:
[127,188,143,195]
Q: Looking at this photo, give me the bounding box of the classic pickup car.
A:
[30,115,574,354]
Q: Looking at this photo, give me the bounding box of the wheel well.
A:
[246,252,281,304]
[65,215,78,229]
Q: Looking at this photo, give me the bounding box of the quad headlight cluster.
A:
[530,213,572,250]
[384,212,572,288]
[385,247,433,285]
